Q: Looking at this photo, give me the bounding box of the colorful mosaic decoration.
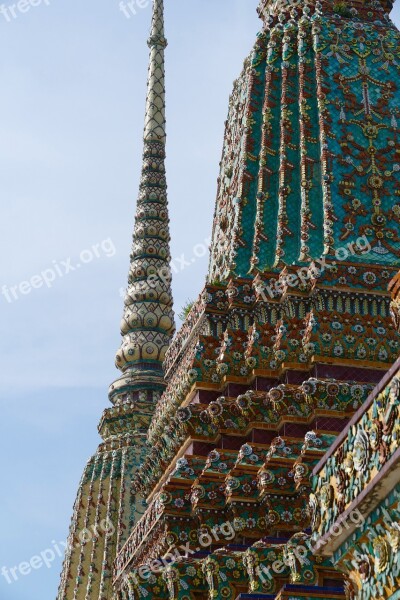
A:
[311,276,400,600]
[58,2,175,598]
[110,0,174,404]
[58,1,400,600]
[209,0,400,280]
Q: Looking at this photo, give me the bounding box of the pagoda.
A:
[57,1,175,597]
[58,0,400,599]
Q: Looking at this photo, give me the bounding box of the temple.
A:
[57,0,400,599]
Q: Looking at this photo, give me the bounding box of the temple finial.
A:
[109,0,175,404]
[144,0,167,142]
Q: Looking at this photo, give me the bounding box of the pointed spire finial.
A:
[109,0,175,405]
[148,0,167,49]
[144,0,167,142]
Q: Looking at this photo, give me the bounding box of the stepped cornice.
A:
[147,266,399,454]
[112,393,351,594]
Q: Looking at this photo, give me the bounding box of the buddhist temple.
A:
[57,0,400,599]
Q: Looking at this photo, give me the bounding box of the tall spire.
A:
[109,0,175,404]
[57,6,174,598]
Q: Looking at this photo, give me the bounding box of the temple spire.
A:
[109,0,175,404]
[144,0,167,141]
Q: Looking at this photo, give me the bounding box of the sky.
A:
[0,2,399,599]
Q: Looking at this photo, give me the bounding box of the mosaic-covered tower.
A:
[58,0,400,599]
[57,1,175,598]
[111,0,400,599]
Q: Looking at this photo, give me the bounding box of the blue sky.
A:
[0,2,399,599]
